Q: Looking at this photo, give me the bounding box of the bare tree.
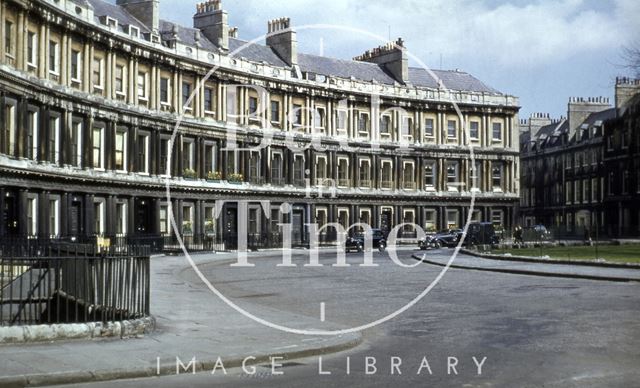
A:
[621,44,640,78]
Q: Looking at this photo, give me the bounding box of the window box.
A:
[228,173,244,184]
[183,169,197,180]
[207,171,222,182]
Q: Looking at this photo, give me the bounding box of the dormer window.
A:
[129,25,140,39]
[105,17,118,30]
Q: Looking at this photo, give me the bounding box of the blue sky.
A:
[157,0,639,119]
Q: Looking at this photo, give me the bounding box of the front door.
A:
[292,210,304,246]
[135,199,153,234]
[224,206,238,250]
[3,196,18,236]
[68,201,83,237]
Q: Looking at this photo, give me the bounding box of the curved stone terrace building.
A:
[0,0,520,247]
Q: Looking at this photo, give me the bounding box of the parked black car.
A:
[345,229,387,253]
[419,229,463,249]
[464,222,500,246]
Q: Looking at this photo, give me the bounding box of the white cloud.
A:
[160,0,638,69]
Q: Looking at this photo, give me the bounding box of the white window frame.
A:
[447,209,459,229]
[492,163,504,192]
[49,198,60,237]
[94,199,106,236]
[358,112,370,139]
[447,162,460,192]
[359,157,372,188]
[137,72,148,101]
[492,122,503,141]
[470,120,480,140]
[4,103,16,156]
[401,116,414,143]
[71,49,82,83]
[48,116,61,164]
[116,202,128,235]
[424,161,437,191]
[402,160,415,190]
[28,110,38,161]
[27,196,38,237]
[48,40,60,76]
[337,157,350,187]
[136,132,150,175]
[380,159,393,190]
[447,120,458,139]
[159,205,170,235]
[27,31,38,68]
[182,139,195,171]
[424,117,435,139]
[72,120,83,167]
[160,77,171,105]
[336,109,348,137]
[314,106,327,131]
[92,56,105,91]
[115,64,127,96]
[424,209,437,232]
[92,126,105,170]
[115,129,128,172]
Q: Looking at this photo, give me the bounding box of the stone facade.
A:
[0,0,520,245]
[520,78,640,238]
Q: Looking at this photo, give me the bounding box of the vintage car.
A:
[345,229,387,253]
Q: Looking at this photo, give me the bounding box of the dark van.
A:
[464,222,500,246]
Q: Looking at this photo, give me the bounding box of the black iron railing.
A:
[0,244,150,327]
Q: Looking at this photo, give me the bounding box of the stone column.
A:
[83,41,91,93]
[60,33,68,86]
[150,65,158,110]
[0,3,5,62]
[16,10,25,70]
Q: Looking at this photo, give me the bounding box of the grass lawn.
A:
[490,244,640,264]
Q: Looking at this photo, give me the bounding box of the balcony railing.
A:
[402,181,417,190]
[315,178,335,187]
[248,176,266,185]
[359,180,372,189]
[338,179,350,187]
[271,177,286,186]
[293,178,306,187]
[380,180,394,190]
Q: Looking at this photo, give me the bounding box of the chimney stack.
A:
[567,96,611,140]
[116,0,159,33]
[266,18,297,66]
[520,112,554,138]
[615,77,640,110]
[194,0,229,51]
[354,38,409,84]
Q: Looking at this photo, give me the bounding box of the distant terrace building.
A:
[0,0,520,247]
[520,78,640,238]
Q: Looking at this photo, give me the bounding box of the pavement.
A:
[0,251,362,388]
[47,249,640,388]
[415,250,640,282]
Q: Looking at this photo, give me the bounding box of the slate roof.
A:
[87,0,150,33]
[229,38,288,68]
[159,20,218,51]
[90,0,504,94]
[583,108,616,126]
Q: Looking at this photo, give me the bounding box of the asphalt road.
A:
[63,249,640,387]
